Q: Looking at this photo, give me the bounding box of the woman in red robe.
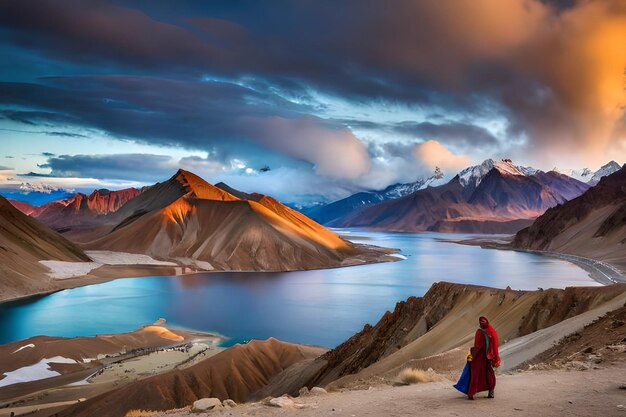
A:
[467,316,500,400]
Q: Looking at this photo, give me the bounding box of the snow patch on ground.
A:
[39,261,101,279]
[85,251,178,266]
[0,356,76,388]
[12,343,35,354]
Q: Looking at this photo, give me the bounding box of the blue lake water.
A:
[0,231,599,347]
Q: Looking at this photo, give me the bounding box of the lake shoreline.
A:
[0,242,400,305]
[447,235,626,285]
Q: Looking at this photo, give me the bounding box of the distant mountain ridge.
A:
[306,168,446,225]
[552,160,622,186]
[9,187,142,230]
[330,159,590,233]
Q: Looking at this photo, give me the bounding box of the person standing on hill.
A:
[467,316,500,400]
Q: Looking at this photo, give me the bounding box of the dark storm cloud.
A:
[0,76,296,143]
[39,153,177,182]
[0,76,370,179]
[0,0,624,170]
[0,0,525,107]
[0,0,225,70]
[41,152,55,157]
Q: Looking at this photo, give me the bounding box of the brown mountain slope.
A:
[332,168,589,233]
[0,195,90,300]
[85,170,385,271]
[213,184,345,250]
[513,166,626,270]
[7,199,42,216]
[325,283,626,390]
[331,179,480,231]
[58,338,326,417]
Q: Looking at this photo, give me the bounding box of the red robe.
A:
[468,318,500,396]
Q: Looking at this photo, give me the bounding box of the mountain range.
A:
[7,159,620,241]
[25,187,142,229]
[552,160,622,186]
[305,167,446,225]
[300,159,622,234]
[328,159,591,233]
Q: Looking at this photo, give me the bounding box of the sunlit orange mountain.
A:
[84,170,392,271]
[0,195,90,300]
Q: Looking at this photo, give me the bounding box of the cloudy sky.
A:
[0,0,624,203]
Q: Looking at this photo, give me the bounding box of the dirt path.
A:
[160,363,626,417]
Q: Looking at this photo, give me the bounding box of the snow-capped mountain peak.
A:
[458,159,535,189]
[381,167,447,199]
[551,167,592,182]
[589,161,622,186]
[553,161,622,186]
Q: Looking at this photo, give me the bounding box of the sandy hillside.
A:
[85,169,396,271]
[0,194,91,300]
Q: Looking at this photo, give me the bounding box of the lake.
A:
[0,231,599,347]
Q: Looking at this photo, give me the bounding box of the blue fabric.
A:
[453,362,471,394]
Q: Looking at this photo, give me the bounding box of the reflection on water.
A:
[0,231,598,347]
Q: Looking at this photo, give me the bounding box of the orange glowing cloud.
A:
[412,140,471,172]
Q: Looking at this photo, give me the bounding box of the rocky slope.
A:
[0,195,90,300]
[332,160,589,233]
[85,170,393,271]
[513,166,626,270]
[258,281,626,394]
